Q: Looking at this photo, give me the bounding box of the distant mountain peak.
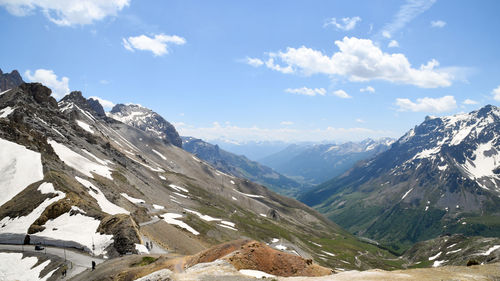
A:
[109,103,182,148]
[59,91,106,117]
[0,68,24,92]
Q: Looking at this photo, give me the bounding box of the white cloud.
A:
[395,95,457,112]
[285,87,326,96]
[431,20,446,28]
[24,69,69,99]
[360,86,375,93]
[356,118,365,123]
[380,0,436,39]
[492,86,500,101]
[324,16,361,31]
[99,79,109,84]
[245,57,264,67]
[280,121,294,126]
[388,40,399,48]
[122,34,186,56]
[176,122,394,143]
[0,0,130,26]
[332,89,351,99]
[462,99,478,105]
[260,37,453,88]
[89,96,115,110]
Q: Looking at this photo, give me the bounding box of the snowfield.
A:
[75,176,129,215]
[0,137,44,207]
[34,212,114,255]
[0,253,55,281]
[48,140,113,180]
[76,120,94,134]
[121,193,146,204]
[239,269,275,278]
[0,183,65,235]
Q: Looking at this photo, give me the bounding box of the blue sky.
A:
[1,0,499,143]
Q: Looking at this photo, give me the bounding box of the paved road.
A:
[0,244,104,279]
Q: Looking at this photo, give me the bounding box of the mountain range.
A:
[182,136,307,196]
[300,105,500,253]
[261,138,394,185]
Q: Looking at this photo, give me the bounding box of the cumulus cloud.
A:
[324,16,361,31]
[380,0,436,39]
[0,0,130,26]
[462,99,478,105]
[122,34,186,56]
[285,87,326,96]
[388,40,399,48]
[280,121,294,126]
[176,122,394,143]
[258,37,453,88]
[431,20,446,28]
[332,89,351,99]
[25,69,69,99]
[395,95,457,112]
[492,86,500,101]
[360,86,375,93]
[89,96,115,110]
[245,57,264,67]
[356,118,365,123]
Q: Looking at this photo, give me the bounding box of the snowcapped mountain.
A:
[108,103,182,148]
[261,138,394,185]
[300,105,500,253]
[182,136,308,196]
[0,80,406,273]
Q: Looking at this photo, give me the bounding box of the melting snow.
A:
[275,244,287,251]
[463,140,499,179]
[153,204,164,210]
[75,176,129,215]
[414,147,440,159]
[310,241,322,247]
[81,149,108,166]
[271,238,279,243]
[230,180,235,185]
[121,193,146,204]
[173,192,188,198]
[159,175,166,180]
[169,184,189,193]
[217,223,237,231]
[0,183,65,234]
[447,248,461,254]
[48,140,113,180]
[0,106,15,118]
[76,120,94,134]
[152,149,167,160]
[0,89,11,96]
[432,260,446,267]
[401,188,413,200]
[0,253,54,281]
[0,138,44,207]
[236,190,265,198]
[135,244,150,254]
[162,213,199,235]
[479,245,500,256]
[221,221,235,227]
[239,269,275,279]
[185,209,221,222]
[321,250,336,257]
[259,213,267,217]
[35,212,114,255]
[231,196,237,201]
[429,252,441,261]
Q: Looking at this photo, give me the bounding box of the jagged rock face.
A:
[109,104,182,148]
[59,91,105,117]
[182,136,306,196]
[300,105,500,254]
[0,69,24,92]
[261,138,394,185]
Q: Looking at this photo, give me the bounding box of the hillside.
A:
[261,139,394,185]
[182,136,308,196]
[0,81,408,277]
[300,105,500,253]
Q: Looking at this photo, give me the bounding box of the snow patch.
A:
[75,176,129,215]
[169,184,189,193]
[432,260,446,267]
[239,269,275,279]
[76,120,94,134]
[321,250,336,257]
[135,244,150,254]
[152,149,167,160]
[0,106,15,118]
[48,140,113,180]
[0,253,54,281]
[479,245,500,256]
[121,193,146,204]
[429,251,441,261]
[401,188,413,200]
[162,213,199,235]
[153,204,164,210]
[159,175,166,180]
[0,137,44,207]
[185,209,221,222]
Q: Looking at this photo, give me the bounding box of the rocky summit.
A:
[300,105,500,253]
[108,103,182,148]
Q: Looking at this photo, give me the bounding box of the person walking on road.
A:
[91,260,96,271]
